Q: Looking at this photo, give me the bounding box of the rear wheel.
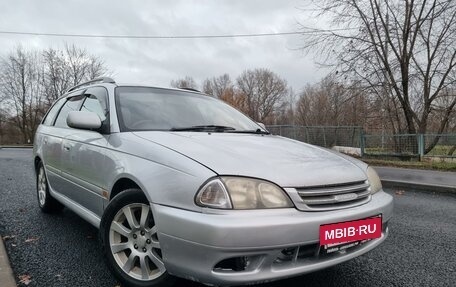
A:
[100,189,175,287]
[36,162,64,213]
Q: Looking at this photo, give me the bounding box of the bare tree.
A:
[170,76,198,90]
[274,88,296,125]
[0,45,109,144]
[64,44,107,86]
[42,48,70,104]
[42,44,108,103]
[296,84,329,126]
[236,68,289,123]
[303,0,456,152]
[0,107,6,144]
[295,76,372,127]
[202,74,234,98]
[0,47,45,143]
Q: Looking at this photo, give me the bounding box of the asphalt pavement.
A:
[0,148,455,287]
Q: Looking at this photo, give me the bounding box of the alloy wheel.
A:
[37,167,47,206]
[109,203,165,281]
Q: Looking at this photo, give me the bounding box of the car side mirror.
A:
[67,111,102,130]
[257,122,267,130]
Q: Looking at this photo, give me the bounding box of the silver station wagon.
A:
[33,77,393,287]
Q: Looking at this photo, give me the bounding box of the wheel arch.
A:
[110,177,142,201]
[34,156,42,174]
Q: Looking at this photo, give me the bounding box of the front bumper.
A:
[152,190,393,286]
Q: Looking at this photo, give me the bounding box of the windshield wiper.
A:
[170,125,236,132]
[227,129,270,135]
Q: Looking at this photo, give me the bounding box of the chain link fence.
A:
[423,134,456,157]
[362,134,422,157]
[266,125,363,148]
[362,133,456,158]
[266,125,456,159]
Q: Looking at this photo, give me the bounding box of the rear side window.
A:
[54,96,85,128]
[42,98,66,126]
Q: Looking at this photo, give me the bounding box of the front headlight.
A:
[195,177,293,209]
[367,166,382,194]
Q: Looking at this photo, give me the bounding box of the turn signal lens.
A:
[367,167,382,194]
[195,179,232,209]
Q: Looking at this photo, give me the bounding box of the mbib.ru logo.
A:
[320,217,382,245]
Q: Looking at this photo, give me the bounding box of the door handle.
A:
[63,144,71,151]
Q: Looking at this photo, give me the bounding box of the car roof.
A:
[59,78,205,100]
[115,83,203,94]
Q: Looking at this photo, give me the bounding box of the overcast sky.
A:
[0,0,328,92]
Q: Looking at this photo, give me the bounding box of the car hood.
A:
[133,132,367,187]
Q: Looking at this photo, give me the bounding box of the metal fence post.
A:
[322,127,327,147]
[305,127,309,143]
[418,134,424,160]
[360,129,365,157]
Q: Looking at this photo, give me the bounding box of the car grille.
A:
[295,181,371,211]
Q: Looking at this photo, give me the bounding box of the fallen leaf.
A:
[19,208,26,213]
[395,190,405,195]
[25,237,39,243]
[2,235,16,241]
[18,274,32,285]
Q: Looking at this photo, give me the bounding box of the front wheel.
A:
[100,189,175,287]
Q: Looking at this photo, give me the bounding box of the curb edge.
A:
[0,236,16,287]
[381,179,456,194]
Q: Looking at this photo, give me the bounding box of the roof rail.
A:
[179,87,201,93]
[66,77,116,93]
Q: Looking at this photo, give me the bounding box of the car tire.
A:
[36,162,64,213]
[100,189,175,287]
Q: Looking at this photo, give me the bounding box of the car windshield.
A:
[116,86,265,132]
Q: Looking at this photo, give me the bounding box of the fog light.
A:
[214,256,249,272]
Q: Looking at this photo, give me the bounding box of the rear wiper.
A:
[170,125,236,132]
[227,129,270,135]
